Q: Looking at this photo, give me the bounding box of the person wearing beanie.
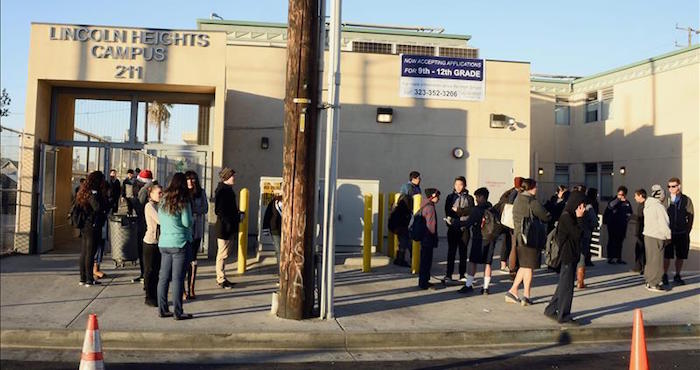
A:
[457,187,496,295]
[214,167,241,289]
[640,186,671,292]
[418,188,440,290]
[131,168,156,284]
[544,191,586,325]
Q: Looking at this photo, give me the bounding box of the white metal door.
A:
[478,159,514,202]
[38,144,58,253]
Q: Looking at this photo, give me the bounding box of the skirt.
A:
[516,242,540,269]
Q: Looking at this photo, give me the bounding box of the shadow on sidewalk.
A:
[416,331,574,370]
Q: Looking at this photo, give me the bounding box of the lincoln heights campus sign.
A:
[48,26,210,79]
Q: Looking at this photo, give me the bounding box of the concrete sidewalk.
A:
[1,242,699,352]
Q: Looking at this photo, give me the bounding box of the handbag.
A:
[521,201,547,249]
[500,204,514,229]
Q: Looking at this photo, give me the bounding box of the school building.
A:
[3,19,697,266]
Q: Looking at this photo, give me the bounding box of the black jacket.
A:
[82,192,108,229]
[603,199,632,234]
[667,194,694,235]
[444,191,474,228]
[556,191,586,265]
[262,200,282,236]
[214,182,239,240]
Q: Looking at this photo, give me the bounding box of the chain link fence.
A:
[1,126,24,255]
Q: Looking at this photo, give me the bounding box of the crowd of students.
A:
[388,171,694,325]
[71,166,247,321]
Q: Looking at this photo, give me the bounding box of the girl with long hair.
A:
[75,171,108,286]
[157,172,194,320]
[184,170,208,300]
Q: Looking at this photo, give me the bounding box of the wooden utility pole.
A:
[278,0,320,320]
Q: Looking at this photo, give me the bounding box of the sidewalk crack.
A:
[65,277,113,328]
[335,318,357,361]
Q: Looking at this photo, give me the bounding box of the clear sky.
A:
[1,0,698,131]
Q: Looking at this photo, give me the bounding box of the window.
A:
[600,88,613,121]
[600,162,614,200]
[555,97,570,125]
[438,47,478,58]
[396,44,435,56]
[584,163,598,191]
[585,92,599,123]
[352,41,392,54]
[554,164,570,187]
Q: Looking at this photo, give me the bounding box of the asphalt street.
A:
[2,349,698,370]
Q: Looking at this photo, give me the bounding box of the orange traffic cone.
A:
[79,314,104,370]
[629,309,649,370]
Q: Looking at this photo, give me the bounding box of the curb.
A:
[2,324,697,351]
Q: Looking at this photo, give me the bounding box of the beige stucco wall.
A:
[19,23,227,253]
[224,45,531,237]
[531,46,700,259]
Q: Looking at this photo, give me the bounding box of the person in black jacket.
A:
[214,167,241,289]
[107,169,121,213]
[262,191,283,267]
[663,177,694,286]
[544,191,586,325]
[443,176,474,282]
[603,186,633,264]
[75,171,109,286]
[389,194,413,267]
[457,187,495,295]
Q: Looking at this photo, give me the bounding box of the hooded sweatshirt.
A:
[643,197,671,241]
[556,191,586,265]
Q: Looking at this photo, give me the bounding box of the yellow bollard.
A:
[387,192,397,258]
[362,193,373,273]
[377,193,384,255]
[238,188,250,274]
[393,193,400,259]
[411,194,421,274]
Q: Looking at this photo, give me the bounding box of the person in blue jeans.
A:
[157,172,194,320]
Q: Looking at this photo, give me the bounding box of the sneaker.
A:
[131,276,143,283]
[419,282,435,290]
[174,313,193,321]
[504,291,520,304]
[444,276,454,282]
[520,297,533,306]
[673,275,685,285]
[218,280,235,289]
[144,299,158,307]
[662,273,669,285]
[481,288,490,295]
[78,281,86,286]
[159,312,174,318]
[559,317,581,326]
[84,281,101,286]
[458,286,473,294]
[645,284,665,293]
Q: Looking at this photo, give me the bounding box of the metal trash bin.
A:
[109,214,138,268]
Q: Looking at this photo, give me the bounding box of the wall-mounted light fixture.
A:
[490,113,516,129]
[376,107,393,124]
[452,147,465,159]
[261,137,269,150]
[619,166,626,175]
[538,167,544,176]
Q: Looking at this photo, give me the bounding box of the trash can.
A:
[109,214,138,267]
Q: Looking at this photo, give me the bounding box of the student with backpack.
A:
[74,171,109,287]
[444,176,474,282]
[458,187,498,294]
[544,191,586,325]
[417,188,440,290]
[494,177,523,274]
[505,179,551,306]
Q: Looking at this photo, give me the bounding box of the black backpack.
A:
[408,204,429,241]
[480,207,502,242]
[545,221,562,269]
